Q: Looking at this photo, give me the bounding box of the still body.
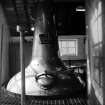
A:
[6,1,83,96]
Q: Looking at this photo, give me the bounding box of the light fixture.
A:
[76,6,85,12]
[31,24,35,31]
[31,27,35,31]
[16,25,20,32]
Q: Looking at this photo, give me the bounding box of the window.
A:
[59,39,78,56]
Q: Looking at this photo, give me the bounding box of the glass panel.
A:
[68,48,76,55]
[68,40,76,47]
[61,40,67,47]
[59,39,77,56]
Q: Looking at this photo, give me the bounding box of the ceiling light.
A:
[76,6,85,12]
[76,8,85,12]
[31,27,35,31]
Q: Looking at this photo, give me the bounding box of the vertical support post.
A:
[17,25,25,105]
[20,29,25,105]
[0,24,3,97]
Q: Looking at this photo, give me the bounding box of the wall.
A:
[86,0,104,105]
[9,40,32,78]
[0,4,10,86]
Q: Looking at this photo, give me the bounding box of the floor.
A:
[0,93,87,105]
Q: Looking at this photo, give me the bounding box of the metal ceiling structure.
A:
[1,0,85,36]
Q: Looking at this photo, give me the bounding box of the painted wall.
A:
[0,4,10,86]
[86,0,104,105]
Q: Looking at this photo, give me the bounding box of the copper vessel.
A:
[6,0,82,96]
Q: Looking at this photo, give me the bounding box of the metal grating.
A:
[0,94,87,105]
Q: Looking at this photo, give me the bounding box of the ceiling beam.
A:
[22,0,31,29]
[11,0,20,25]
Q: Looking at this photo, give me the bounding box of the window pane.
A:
[61,48,67,55]
[58,39,78,56]
[59,41,62,48]
[61,41,67,47]
[68,48,76,55]
[68,40,75,47]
